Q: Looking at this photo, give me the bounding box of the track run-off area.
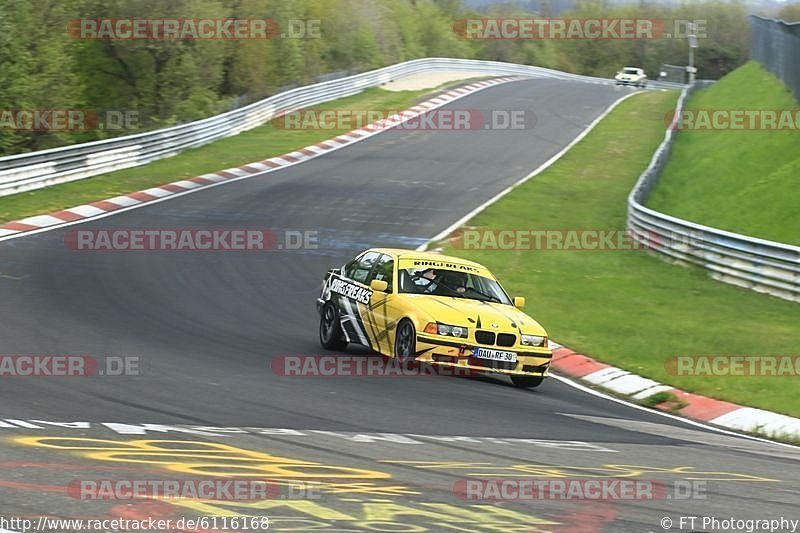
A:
[0,78,798,532]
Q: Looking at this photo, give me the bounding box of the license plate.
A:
[473,347,517,363]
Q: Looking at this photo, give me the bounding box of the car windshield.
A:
[623,68,639,74]
[398,267,512,305]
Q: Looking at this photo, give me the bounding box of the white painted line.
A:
[582,367,630,385]
[601,374,663,396]
[631,384,673,400]
[16,214,64,227]
[710,408,800,436]
[0,229,19,237]
[220,168,251,177]
[301,145,327,155]
[244,162,271,171]
[105,195,141,207]
[67,205,106,217]
[268,157,291,165]
[199,173,227,182]
[171,180,203,189]
[416,91,641,251]
[550,374,797,448]
[141,187,174,198]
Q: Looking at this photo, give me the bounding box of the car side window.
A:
[370,254,394,292]
[344,253,364,279]
[350,252,380,284]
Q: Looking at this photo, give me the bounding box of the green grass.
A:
[0,86,442,223]
[440,89,800,418]
[648,61,800,245]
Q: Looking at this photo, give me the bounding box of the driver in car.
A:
[438,271,468,294]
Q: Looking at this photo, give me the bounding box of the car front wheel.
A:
[394,320,416,363]
[319,302,347,351]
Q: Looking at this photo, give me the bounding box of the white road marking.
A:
[0,419,617,452]
[416,91,641,252]
[551,374,797,449]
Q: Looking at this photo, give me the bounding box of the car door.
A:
[332,251,380,348]
[362,253,398,354]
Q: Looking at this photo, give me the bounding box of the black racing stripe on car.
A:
[360,300,385,352]
[350,300,373,349]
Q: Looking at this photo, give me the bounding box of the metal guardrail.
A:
[0,58,682,197]
[627,83,800,303]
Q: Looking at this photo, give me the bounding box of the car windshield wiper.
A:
[463,286,503,303]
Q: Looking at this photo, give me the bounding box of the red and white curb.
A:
[548,340,800,440]
[0,76,523,241]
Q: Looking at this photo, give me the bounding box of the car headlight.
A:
[521,334,547,347]
[424,322,468,338]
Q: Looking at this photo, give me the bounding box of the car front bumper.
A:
[415,332,551,377]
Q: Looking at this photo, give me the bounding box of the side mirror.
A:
[513,296,525,309]
[370,279,389,292]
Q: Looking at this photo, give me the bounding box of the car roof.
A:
[366,247,492,272]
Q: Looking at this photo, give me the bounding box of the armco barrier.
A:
[627,82,800,303]
[0,58,681,197]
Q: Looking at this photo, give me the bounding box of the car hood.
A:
[404,294,547,336]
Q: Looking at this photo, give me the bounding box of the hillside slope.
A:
[648,61,800,245]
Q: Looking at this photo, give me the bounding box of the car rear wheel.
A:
[394,320,416,363]
[319,302,347,351]
[510,375,544,388]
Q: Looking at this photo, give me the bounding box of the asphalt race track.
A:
[1,78,798,532]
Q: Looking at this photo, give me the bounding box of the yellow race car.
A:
[316,248,552,388]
